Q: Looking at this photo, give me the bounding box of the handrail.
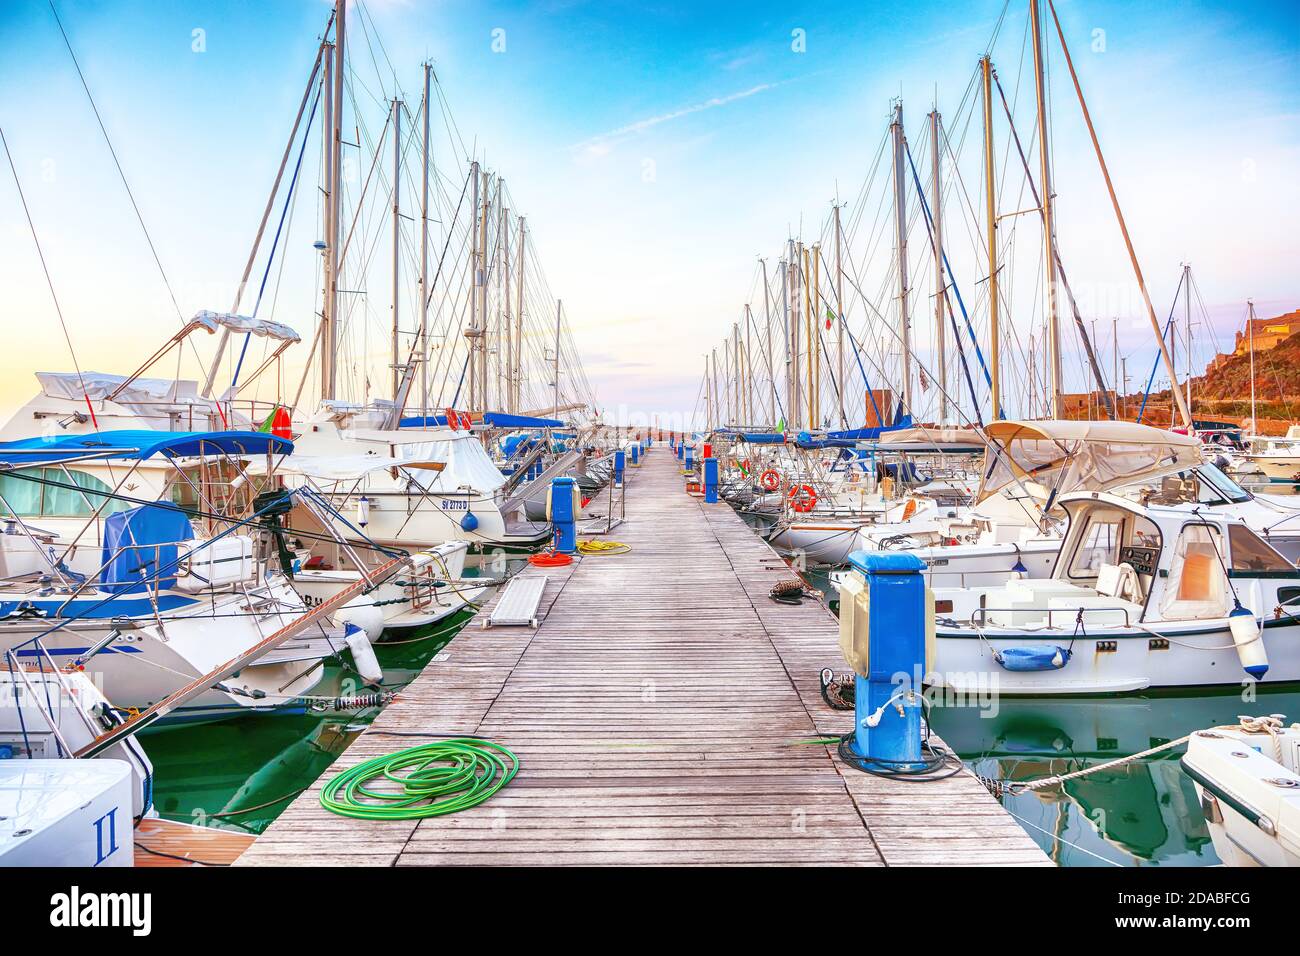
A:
[970,605,1135,629]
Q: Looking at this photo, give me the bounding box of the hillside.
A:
[1192,328,1300,403]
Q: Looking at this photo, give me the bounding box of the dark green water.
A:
[142,554,527,835]
[142,608,475,834]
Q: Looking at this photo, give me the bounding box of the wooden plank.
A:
[236,450,1048,867]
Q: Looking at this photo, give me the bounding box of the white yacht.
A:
[0,429,342,722]
[925,489,1300,694]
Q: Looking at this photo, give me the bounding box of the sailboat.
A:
[0,429,352,721]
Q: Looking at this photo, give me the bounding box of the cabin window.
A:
[0,467,127,518]
[1068,516,1122,579]
[1228,525,1294,573]
[1159,523,1229,621]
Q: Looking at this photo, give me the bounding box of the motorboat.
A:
[1181,715,1300,866]
[926,488,1300,695]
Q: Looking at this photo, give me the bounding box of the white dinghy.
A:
[1182,715,1300,867]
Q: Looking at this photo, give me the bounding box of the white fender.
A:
[343,622,383,686]
[1228,605,1269,679]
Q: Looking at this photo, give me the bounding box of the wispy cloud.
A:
[571,83,778,157]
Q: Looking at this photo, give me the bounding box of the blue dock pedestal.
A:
[703,457,719,503]
[683,446,694,471]
[629,444,640,466]
[547,476,578,554]
[614,449,626,485]
[676,443,684,461]
[838,551,929,770]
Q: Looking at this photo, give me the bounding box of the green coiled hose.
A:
[319,737,519,820]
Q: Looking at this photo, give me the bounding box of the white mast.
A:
[891,101,913,414]
[477,167,490,411]
[419,62,431,417]
[467,160,480,410]
[761,258,776,424]
[494,178,505,412]
[390,96,401,401]
[515,216,526,412]
[1184,262,1193,415]
[981,55,1000,420]
[929,108,948,424]
[833,203,848,428]
[553,299,562,418]
[502,201,512,412]
[1030,0,1063,418]
[322,0,345,403]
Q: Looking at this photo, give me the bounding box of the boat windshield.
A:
[1194,462,1252,504]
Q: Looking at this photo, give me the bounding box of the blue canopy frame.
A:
[0,430,292,466]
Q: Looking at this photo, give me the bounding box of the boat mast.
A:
[502,201,512,412]
[515,216,526,412]
[802,244,813,427]
[733,322,742,425]
[321,0,345,403]
[494,178,505,413]
[833,203,848,428]
[929,108,949,425]
[390,96,401,401]
[419,63,431,417]
[477,167,491,411]
[891,101,914,415]
[785,243,799,429]
[981,55,1000,419]
[744,305,753,425]
[467,160,480,409]
[553,299,562,418]
[1030,0,1063,418]
[761,258,776,424]
[811,244,821,428]
[1112,317,1119,418]
[1183,262,1192,416]
[707,353,717,429]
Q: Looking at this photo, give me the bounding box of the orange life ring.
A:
[787,484,818,513]
[760,469,782,491]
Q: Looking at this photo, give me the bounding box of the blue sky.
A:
[1,0,1297,424]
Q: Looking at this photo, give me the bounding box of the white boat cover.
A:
[276,434,506,494]
[874,426,985,449]
[399,434,507,494]
[979,419,1203,503]
[192,310,300,343]
[36,371,224,421]
[274,454,405,481]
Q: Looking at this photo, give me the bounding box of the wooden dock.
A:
[236,449,1049,866]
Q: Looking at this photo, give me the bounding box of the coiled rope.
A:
[319,737,518,819]
[576,540,631,555]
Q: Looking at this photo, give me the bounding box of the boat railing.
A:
[970,605,1135,630]
[3,637,102,756]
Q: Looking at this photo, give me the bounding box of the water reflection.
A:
[143,607,478,834]
[931,685,1300,866]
